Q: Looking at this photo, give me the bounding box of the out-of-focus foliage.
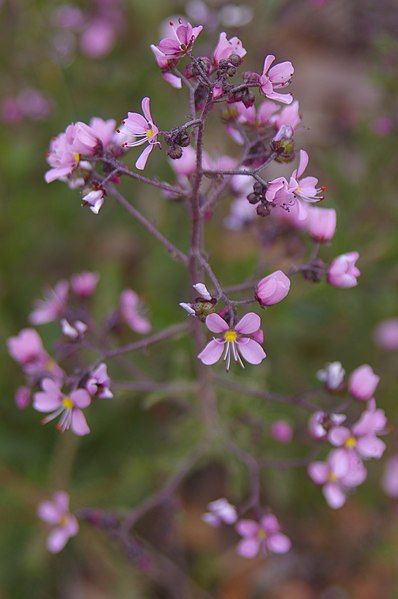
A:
[1,0,398,596]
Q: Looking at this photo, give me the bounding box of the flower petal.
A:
[205,313,229,333]
[237,339,266,365]
[135,144,154,170]
[267,532,291,554]
[71,409,90,436]
[235,312,260,335]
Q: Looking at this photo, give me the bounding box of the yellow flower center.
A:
[62,396,74,410]
[145,128,154,139]
[328,471,337,483]
[224,330,237,343]
[344,435,357,449]
[59,515,68,526]
[73,152,80,166]
[257,529,267,540]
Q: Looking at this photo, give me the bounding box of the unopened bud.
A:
[167,145,183,160]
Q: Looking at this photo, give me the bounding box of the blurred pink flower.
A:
[308,410,346,440]
[308,448,366,508]
[33,379,91,435]
[198,312,266,369]
[120,289,151,334]
[202,498,237,527]
[15,386,31,410]
[80,19,116,58]
[255,270,290,307]
[327,252,360,288]
[373,319,398,350]
[259,54,294,104]
[89,117,117,149]
[118,97,159,170]
[236,514,291,558]
[86,363,113,399]
[348,364,379,401]
[329,400,387,460]
[306,206,336,242]
[71,271,99,298]
[37,491,78,553]
[270,100,301,132]
[316,361,345,390]
[382,455,398,498]
[270,420,293,444]
[29,280,69,325]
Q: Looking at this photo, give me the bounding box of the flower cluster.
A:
[308,361,386,508]
[202,499,291,559]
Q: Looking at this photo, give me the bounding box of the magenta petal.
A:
[64,514,78,536]
[46,527,69,553]
[235,312,260,335]
[266,91,293,104]
[198,339,224,365]
[261,514,279,533]
[323,483,346,509]
[328,426,350,446]
[135,144,153,170]
[205,313,229,333]
[236,519,258,537]
[267,532,291,554]
[237,339,266,365]
[71,409,90,436]
[308,461,328,484]
[37,501,62,524]
[33,392,61,413]
[70,389,91,409]
[329,449,350,478]
[356,436,386,459]
[53,491,69,513]
[141,97,152,123]
[236,538,260,559]
[262,54,275,75]
[296,149,309,178]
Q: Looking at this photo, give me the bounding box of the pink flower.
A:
[308,411,346,440]
[29,280,69,325]
[259,54,294,104]
[37,491,78,553]
[33,379,91,435]
[89,117,117,149]
[80,19,116,59]
[255,270,290,307]
[7,328,62,380]
[155,20,203,59]
[327,252,360,288]
[150,45,182,89]
[198,312,266,369]
[236,514,291,558]
[288,150,324,204]
[86,363,113,399]
[236,100,278,128]
[382,455,398,498]
[45,127,80,183]
[169,145,197,178]
[373,319,398,351]
[329,400,387,460]
[270,100,301,132]
[120,289,151,334]
[212,32,246,66]
[348,365,380,401]
[270,420,293,444]
[82,189,104,214]
[7,328,46,367]
[308,448,366,509]
[316,361,345,391]
[202,498,237,527]
[71,271,99,298]
[306,206,336,242]
[118,97,160,170]
[265,177,307,221]
[15,386,31,410]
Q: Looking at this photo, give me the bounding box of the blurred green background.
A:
[1,0,398,597]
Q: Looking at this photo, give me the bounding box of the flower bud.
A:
[348,364,380,401]
[247,192,260,204]
[167,145,183,160]
[327,252,360,288]
[270,420,293,443]
[316,361,345,391]
[306,207,336,243]
[255,270,290,306]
